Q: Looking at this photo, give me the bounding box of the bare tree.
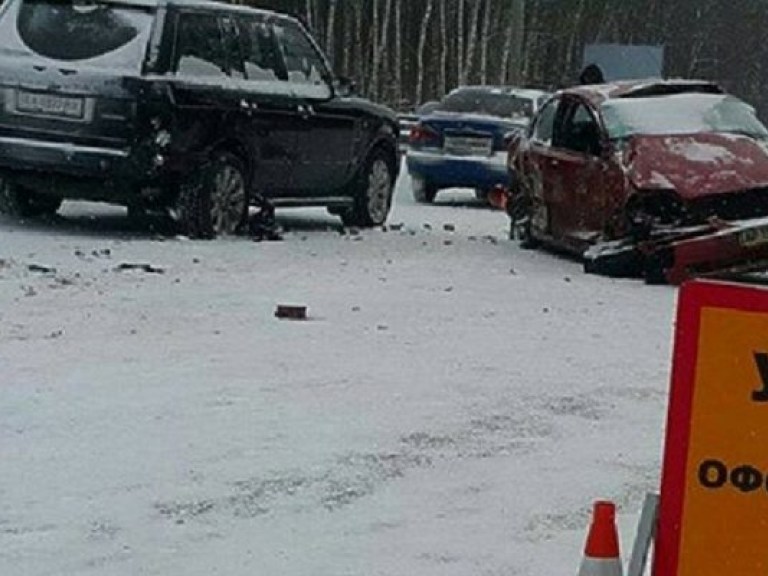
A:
[522,0,540,85]
[416,0,435,104]
[369,0,394,100]
[439,0,448,97]
[304,0,313,30]
[686,0,719,77]
[325,0,338,61]
[498,0,525,85]
[457,0,465,85]
[394,0,403,106]
[563,0,586,85]
[353,0,365,92]
[479,0,492,84]
[461,0,482,85]
[341,4,353,74]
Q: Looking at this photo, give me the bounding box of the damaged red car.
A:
[506,80,768,282]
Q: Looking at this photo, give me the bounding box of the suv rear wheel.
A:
[0,180,62,218]
[177,152,249,239]
[341,149,394,227]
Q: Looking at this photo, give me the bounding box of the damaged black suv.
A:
[0,0,399,237]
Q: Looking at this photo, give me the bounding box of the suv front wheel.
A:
[177,151,249,239]
[342,149,395,227]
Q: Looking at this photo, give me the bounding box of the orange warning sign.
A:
[654,280,768,576]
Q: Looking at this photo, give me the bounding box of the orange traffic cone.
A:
[577,501,623,576]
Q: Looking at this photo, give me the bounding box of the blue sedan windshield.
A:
[439,89,535,119]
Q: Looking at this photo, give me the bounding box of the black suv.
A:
[0,0,399,237]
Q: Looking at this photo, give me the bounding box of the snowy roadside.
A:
[1,171,677,576]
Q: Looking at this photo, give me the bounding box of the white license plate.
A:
[444,135,492,156]
[16,91,84,119]
[738,225,768,248]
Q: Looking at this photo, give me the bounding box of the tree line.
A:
[1,0,764,116]
[244,0,768,118]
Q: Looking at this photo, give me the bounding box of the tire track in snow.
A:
[155,384,663,525]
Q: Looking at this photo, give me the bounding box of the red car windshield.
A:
[601,94,768,140]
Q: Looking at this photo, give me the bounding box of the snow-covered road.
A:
[1,169,677,575]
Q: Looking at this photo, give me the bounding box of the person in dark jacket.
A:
[579,64,605,85]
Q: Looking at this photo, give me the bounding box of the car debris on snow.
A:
[274,305,308,321]
[248,207,284,242]
[114,263,165,274]
[27,263,56,274]
[74,248,113,260]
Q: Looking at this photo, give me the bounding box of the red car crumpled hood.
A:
[623,133,768,200]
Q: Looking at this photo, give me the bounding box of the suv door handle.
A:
[297,103,314,119]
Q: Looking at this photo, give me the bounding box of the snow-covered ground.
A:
[1,168,677,576]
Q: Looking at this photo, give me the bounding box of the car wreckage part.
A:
[583,242,645,279]
[623,191,686,240]
[584,218,768,284]
[411,176,438,203]
[342,148,394,227]
[177,151,249,239]
[503,187,540,247]
[0,178,62,218]
[486,185,507,211]
[646,219,768,284]
[475,188,490,202]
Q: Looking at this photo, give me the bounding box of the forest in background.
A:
[0,0,764,115]
[242,0,768,117]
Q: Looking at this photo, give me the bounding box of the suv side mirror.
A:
[334,76,357,98]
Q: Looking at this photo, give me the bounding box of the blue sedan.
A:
[406,86,548,203]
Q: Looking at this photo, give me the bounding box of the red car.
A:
[506,80,768,279]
